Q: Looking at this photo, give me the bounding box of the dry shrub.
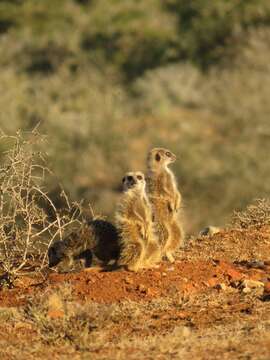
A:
[23,286,181,350]
[0,131,82,276]
[231,199,270,230]
[25,284,114,349]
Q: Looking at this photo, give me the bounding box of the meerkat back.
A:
[87,218,120,264]
[48,218,120,272]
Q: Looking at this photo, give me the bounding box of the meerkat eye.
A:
[166,151,171,157]
[137,175,143,180]
[155,153,161,161]
[127,176,133,181]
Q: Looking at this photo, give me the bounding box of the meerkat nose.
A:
[127,176,136,186]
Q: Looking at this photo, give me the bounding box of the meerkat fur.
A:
[116,171,160,272]
[146,147,184,262]
[48,218,120,272]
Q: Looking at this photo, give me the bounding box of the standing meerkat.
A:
[115,171,161,272]
[146,147,184,263]
[48,218,120,272]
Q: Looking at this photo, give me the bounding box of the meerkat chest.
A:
[122,194,147,221]
[156,170,176,197]
[166,168,180,194]
[135,197,149,220]
[146,173,163,195]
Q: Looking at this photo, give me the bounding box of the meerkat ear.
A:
[155,153,161,162]
[122,177,126,183]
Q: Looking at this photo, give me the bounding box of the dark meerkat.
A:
[48,218,120,272]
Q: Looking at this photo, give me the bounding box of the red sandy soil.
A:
[1,227,270,360]
[1,227,270,307]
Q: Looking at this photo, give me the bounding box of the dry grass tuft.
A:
[231,199,270,230]
[3,282,269,359]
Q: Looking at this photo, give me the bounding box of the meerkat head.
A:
[147,148,176,170]
[48,241,64,267]
[122,171,146,192]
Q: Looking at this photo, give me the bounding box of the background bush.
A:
[0,0,269,233]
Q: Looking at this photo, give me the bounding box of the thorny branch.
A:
[0,131,85,276]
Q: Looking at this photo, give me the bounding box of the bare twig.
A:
[0,131,85,276]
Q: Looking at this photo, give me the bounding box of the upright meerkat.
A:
[48,218,120,272]
[115,171,161,272]
[146,147,184,262]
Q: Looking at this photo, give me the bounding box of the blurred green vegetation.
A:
[165,0,270,67]
[0,0,270,232]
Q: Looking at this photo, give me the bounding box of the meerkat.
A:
[146,147,184,263]
[115,171,161,272]
[48,218,120,272]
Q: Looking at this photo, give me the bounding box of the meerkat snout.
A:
[148,148,177,169]
[122,171,145,191]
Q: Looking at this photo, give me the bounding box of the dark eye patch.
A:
[137,175,143,180]
[155,153,161,162]
[127,176,133,181]
[166,151,171,157]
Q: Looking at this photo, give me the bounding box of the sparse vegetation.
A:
[0,131,83,277]
[232,198,270,230]
[1,245,270,359]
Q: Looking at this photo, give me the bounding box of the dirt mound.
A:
[47,260,234,303]
[186,226,270,262]
[1,259,270,307]
[1,227,270,360]
[0,227,270,307]
[47,259,270,304]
